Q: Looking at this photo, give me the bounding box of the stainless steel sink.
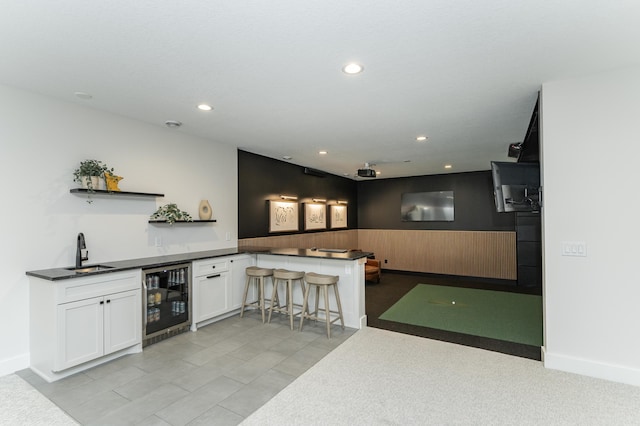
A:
[66,265,114,273]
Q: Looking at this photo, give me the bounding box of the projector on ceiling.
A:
[357,168,377,178]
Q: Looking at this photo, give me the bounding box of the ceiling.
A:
[2,1,639,179]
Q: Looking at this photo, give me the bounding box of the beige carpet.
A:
[0,374,77,425]
[242,327,640,425]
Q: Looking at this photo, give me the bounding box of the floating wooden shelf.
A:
[148,220,217,224]
[70,188,164,198]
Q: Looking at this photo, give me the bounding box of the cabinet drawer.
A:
[193,258,229,277]
[193,272,229,323]
[56,270,141,304]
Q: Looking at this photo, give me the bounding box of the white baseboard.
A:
[543,348,640,387]
[359,315,367,329]
[0,353,29,378]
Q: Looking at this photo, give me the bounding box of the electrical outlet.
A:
[225,232,231,241]
[154,236,162,247]
[385,259,388,264]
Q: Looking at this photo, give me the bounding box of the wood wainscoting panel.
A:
[239,230,359,251]
[357,229,516,280]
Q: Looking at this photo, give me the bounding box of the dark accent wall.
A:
[239,151,514,238]
[357,171,515,231]
[238,150,358,238]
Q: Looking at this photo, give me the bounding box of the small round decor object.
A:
[198,200,212,220]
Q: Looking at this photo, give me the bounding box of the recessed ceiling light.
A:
[342,63,364,74]
[444,164,452,169]
[197,104,213,111]
[319,151,327,155]
[282,156,292,160]
[416,136,428,142]
[74,91,92,100]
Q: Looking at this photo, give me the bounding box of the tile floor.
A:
[17,311,355,425]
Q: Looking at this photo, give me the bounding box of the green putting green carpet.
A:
[379,284,542,346]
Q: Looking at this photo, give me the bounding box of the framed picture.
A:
[330,204,347,229]
[269,200,299,232]
[304,203,326,230]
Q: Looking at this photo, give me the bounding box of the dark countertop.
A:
[26,246,371,281]
[266,247,372,260]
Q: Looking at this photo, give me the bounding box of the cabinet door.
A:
[193,272,229,323]
[56,296,104,371]
[104,289,141,355]
[230,255,255,309]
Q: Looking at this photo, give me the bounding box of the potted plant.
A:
[72,159,114,192]
[150,203,193,224]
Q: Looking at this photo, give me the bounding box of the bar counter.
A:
[256,249,369,329]
[26,246,370,330]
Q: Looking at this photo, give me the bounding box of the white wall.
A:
[0,84,238,376]
[541,65,640,385]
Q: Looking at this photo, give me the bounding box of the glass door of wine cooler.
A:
[142,263,191,346]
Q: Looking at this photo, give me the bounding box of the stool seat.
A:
[269,269,305,330]
[246,266,274,277]
[304,272,339,285]
[300,272,344,338]
[273,268,305,280]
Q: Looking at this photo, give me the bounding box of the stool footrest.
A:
[301,310,344,325]
[269,303,303,315]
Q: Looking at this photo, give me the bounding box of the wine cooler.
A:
[142,263,191,346]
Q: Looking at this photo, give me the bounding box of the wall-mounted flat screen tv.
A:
[401,191,454,221]
[491,161,540,213]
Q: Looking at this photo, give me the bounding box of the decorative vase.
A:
[81,176,100,190]
[198,200,212,220]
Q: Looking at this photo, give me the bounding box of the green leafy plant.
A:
[150,203,193,224]
[72,159,114,192]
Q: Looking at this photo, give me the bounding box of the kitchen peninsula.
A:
[255,248,369,329]
[26,247,369,382]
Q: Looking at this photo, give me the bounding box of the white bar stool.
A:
[240,266,274,323]
[299,272,345,338]
[268,269,306,330]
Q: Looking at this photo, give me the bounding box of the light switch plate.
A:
[562,241,587,257]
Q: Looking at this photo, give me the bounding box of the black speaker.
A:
[303,167,327,177]
[508,143,522,158]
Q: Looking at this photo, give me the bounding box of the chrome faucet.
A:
[76,233,88,268]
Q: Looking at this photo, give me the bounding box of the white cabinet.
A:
[230,254,255,309]
[193,270,230,323]
[105,289,141,353]
[30,269,142,382]
[56,296,103,370]
[56,288,139,371]
[191,254,255,330]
